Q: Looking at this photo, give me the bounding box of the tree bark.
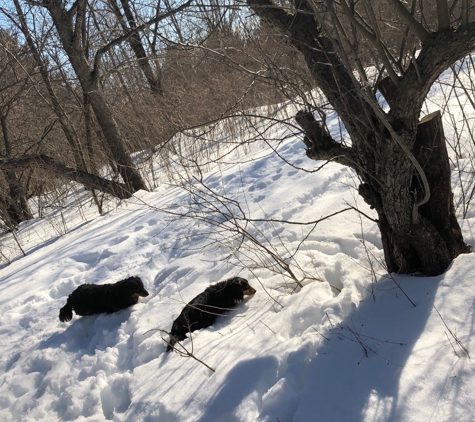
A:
[412,112,469,257]
[109,0,164,95]
[13,0,89,173]
[0,113,33,227]
[42,0,148,193]
[248,0,473,276]
[0,155,133,200]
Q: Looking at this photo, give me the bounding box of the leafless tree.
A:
[1,0,198,195]
[108,0,164,96]
[0,29,34,227]
[244,0,474,275]
[0,0,302,216]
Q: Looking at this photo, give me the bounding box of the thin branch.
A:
[427,294,470,359]
[344,203,378,223]
[93,0,193,73]
[339,0,399,84]
[259,319,276,334]
[243,207,353,225]
[386,0,430,42]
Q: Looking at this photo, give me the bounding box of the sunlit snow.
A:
[1,68,475,421]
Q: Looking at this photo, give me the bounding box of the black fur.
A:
[59,276,149,322]
[167,277,256,351]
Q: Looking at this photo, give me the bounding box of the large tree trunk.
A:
[299,110,469,276]
[376,111,469,275]
[249,0,474,276]
[85,87,148,192]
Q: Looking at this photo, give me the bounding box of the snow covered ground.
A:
[1,70,475,421]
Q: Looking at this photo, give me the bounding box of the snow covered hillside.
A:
[1,72,475,421]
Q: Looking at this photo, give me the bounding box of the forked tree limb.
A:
[295,110,355,169]
[386,0,430,42]
[392,21,475,123]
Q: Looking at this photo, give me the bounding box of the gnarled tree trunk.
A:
[298,108,469,276]
[250,0,473,275]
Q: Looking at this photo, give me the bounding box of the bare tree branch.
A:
[386,0,430,42]
[0,155,133,199]
[93,0,193,73]
[339,0,399,84]
[436,0,451,30]
[393,21,475,123]
[295,110,355,168]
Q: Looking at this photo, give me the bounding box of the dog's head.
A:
[234,277,256,296]
[124,276,149,301]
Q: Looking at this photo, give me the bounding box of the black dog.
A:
[59,276,149,322]
[166,277,256,351]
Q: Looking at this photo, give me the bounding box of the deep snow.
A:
[1,68,475,421]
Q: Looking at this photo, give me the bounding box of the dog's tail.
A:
[59,303,73,322]
[166,336,177,352]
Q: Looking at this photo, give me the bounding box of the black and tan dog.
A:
[167,277,256,351]
[59,276,149,322]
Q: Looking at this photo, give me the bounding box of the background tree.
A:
[33,0,160,193]
[0,29,33,227]
[108,0,164,96]
[0,0,303,217]
[2,0,203,197]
